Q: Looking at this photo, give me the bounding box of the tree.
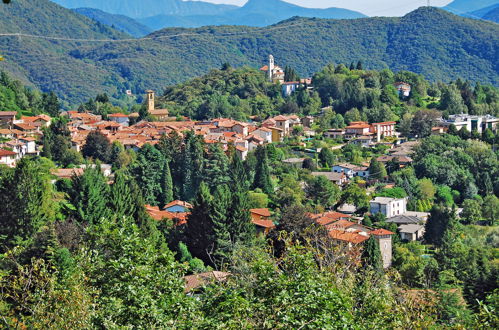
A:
[341,183,369,211]
[306,175,340,208]
[399,112,413,137]
[362,236,382,272]
[109,170,137,220]
[253,145,273,195]
[482,195,499,226]
[411,109,440,138]
[319,147,335,168]
[369,158,387,180]
[159,159,174,209]
[41,91,60,117]
[424,205,456,246]
[460,199,482,224]
[82,131,111,162]
[202,143,230,190]
[0,158,54,250]
[356,60,363,70]
[132,144,164,205]
[185,182,215,262]
[69,165,109,224]
[447,124,458,135]
[84,216,192,328]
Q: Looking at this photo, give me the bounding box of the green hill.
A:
[0,3,497,105]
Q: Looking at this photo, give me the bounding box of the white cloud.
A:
[190,0,453,16]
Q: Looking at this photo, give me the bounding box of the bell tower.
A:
[268,55,274,82]
[146,90,155,112]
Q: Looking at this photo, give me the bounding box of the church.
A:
[259,55,284,84]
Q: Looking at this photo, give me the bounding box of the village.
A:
[0,58,497,273]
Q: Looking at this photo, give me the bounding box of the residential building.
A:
[311,172,348,186]
[0,111,17,128]
[394,82,411,97]
[0,148,17,167]
[398,224,425,242]
[370,197,407,217]
[253,127,272,143]
[184,271,231,294]
[332,163,370,178]
[370,121,396,141]
[324,129,345,139]
[108,113,130,126]
[250,208,275,235]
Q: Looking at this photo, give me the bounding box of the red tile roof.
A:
[370,229,395,236]
[250,208,271,217]
[164,200,193,210]
[108,113,129,118]
[252,219,275,229]
[328,229,369,244]
[0,149,16,157]
[184,271,231,292]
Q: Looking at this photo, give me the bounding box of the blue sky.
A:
[196,0,453,16]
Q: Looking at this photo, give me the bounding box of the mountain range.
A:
[73,8,152,37]
[443,0,499,14]
[0,1,497,106]
[53,0,366,30]
[468,4,499,23]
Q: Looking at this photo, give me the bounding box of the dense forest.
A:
[0,1,498,105]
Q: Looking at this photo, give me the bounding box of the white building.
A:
[370,197,407,218]
[441,114,498,134]
[0,149,17,167]
[108,113,130,127]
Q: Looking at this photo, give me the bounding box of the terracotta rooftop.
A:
[250,208,271,217]
[184,271,231,293]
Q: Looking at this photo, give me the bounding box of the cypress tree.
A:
[226,185,255,246]
[362,236,382,272]
[185,182,215,262]
[181,132,204,201]
[253,145,273,195]
[356,60,363,70]
[211,184,232,264]
[109,170,136,219]
[132,144,164,205]
[159,159,174,209]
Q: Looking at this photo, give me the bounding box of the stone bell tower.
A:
[146,90,155,112]
[268,54,275,82]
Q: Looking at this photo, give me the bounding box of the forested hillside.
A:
[0,3,497,106]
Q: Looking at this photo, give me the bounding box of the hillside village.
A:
[0,58,498,328]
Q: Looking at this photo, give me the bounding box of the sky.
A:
[194,0,454,16]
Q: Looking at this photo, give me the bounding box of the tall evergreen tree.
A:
[356,60,363,70]
[157,131,183,198]
[82,131,112,163]
[424,205,456,247]
[181,131,204,201]
[211,184,232,264]
[253,145,273,195]
[362,236,382,272]
[109,170,136,219]
[0,158,54,250]
[132,144,164,205]
[185,182,215,262]
[69,165,109,224]
[226,185,255,247]
[203,143,230,190]
[159,159,174,209]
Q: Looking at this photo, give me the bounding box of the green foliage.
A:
[131,143,164,205]
[68,165,109,224]
[253,145,274,195]
[424,205,456,246]
[158,159,174,208]
[362,236,382,272]
[0,158,55,250]
[305,175,340,208]
[109,170,137,219]
[369,158,387,180]
[81,130,112,163]
[377,187,407,199]
[341,183,369,211]
[83,216,194,328]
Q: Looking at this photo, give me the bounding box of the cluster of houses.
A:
[324,120,397,147]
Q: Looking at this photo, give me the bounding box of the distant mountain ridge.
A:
[0,2,497,105]
[73,8,152,37]
[52,0,366,29]
[444,0,499,14]
[468,4,499,23]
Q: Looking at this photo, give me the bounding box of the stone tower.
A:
[268,55,274,82]
[146,90,155,112]
[371,229,394,269]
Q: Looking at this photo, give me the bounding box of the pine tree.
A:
[185,182,215,262]
[211,184,232,263]
[69,165,109,224]
[132,144,164,205]
[253,145,273,195]
[424,205,456,247]
[109,170,136,219]
[362,236,382,272]
[181,132,204,201]
[159,159,174,209]
[203,143,230,190]
[356,60,363,70]
[230,150,248,190]
[226,184,255,251]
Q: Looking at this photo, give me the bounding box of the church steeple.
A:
[268,54,274,82]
